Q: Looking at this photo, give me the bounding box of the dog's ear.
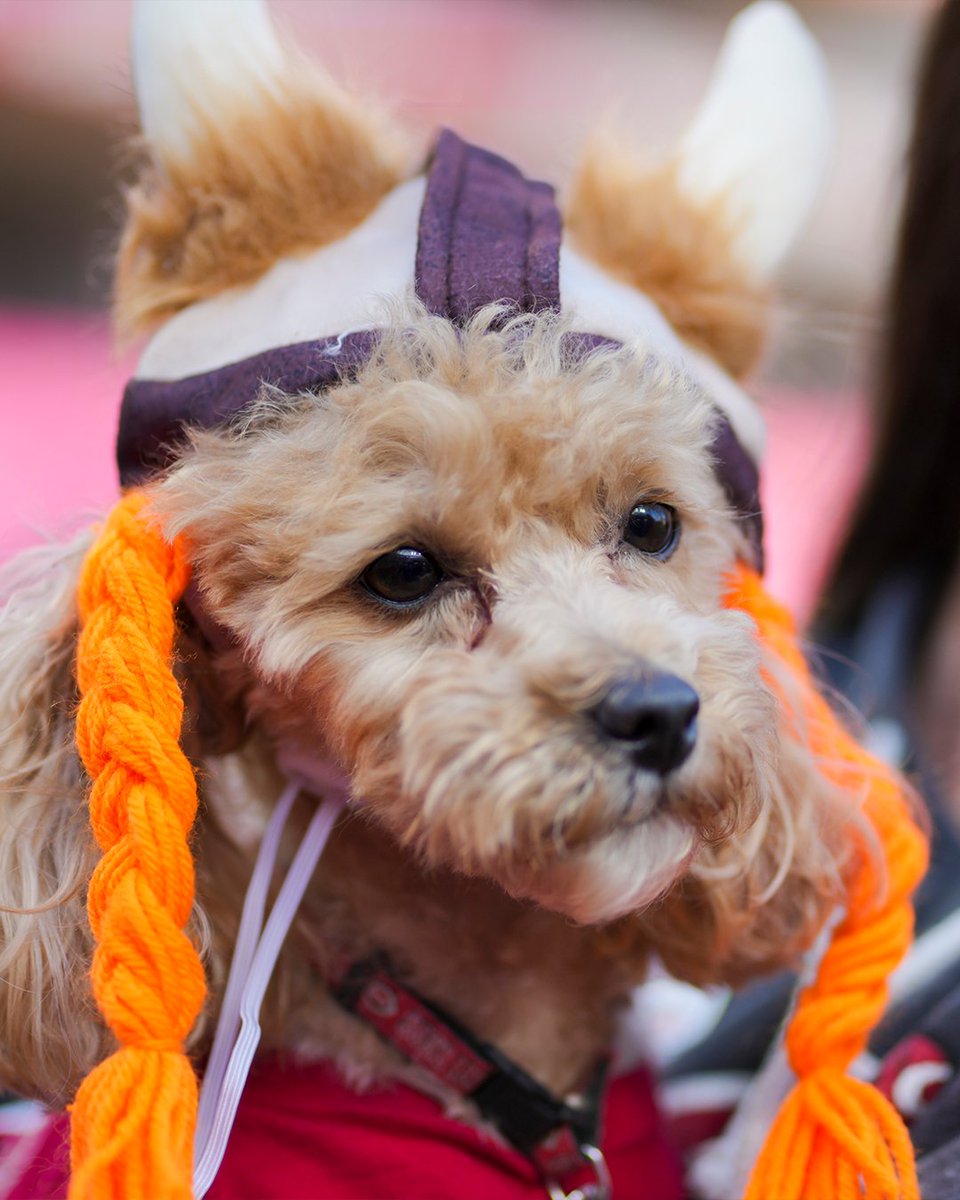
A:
[117,0,409,338]
[0,534,241,1105]
[565,1,832,377]
[639,736,849,987]
[0,536,109,1104]
[176,608,251,760]
[630,630,852,988]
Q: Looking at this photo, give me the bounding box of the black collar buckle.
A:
[539,1136,611,1200]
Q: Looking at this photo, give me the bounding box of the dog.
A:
[0,3,922,1199]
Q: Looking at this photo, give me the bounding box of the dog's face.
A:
[113,0,837,948]
[159,316,772,922]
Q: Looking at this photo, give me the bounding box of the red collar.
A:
[328,954,612,1200]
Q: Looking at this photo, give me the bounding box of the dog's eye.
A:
[623,502,680,559]
[360,547,443,606]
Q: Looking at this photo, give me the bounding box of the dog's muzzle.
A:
[590,672,699,776]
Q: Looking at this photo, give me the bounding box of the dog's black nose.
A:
[591,673,699,776]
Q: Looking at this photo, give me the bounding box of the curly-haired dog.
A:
[0,4,926,1199]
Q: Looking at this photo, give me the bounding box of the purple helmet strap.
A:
[415,128,561,321]
[116,128,762,568]
[117,331,380,486]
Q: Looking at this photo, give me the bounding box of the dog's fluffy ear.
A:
[0,535,108,1104]
[0,534,243,1104]
[118,0,409,337]
[566,1,832,377]
[630,634,851,988]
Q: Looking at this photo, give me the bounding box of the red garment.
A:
[4,1059,682,1200]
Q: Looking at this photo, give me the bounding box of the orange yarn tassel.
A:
[727,566,927,1200]
[70,492,205,1200]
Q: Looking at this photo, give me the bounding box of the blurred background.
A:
[0,0,939,619]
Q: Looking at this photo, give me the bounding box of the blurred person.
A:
[664,4,960,1196]
[819,0,960,819]
[820,2,960,1194]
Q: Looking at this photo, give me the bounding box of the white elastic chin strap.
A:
[193,756,348,1197]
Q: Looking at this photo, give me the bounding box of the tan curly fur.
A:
[565,130,769,378]
[0,310,852,1108]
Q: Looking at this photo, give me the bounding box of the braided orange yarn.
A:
[70,492,205,1200]
[726,566,928,1200]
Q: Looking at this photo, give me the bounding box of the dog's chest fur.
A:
[200,773,634,1101]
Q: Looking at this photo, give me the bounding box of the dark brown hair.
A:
[819,0,960,655]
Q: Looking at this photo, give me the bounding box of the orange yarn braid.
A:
[726,566,928,1200]
[71,491,204,1200]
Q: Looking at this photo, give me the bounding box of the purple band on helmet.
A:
[416,129,561,322]
[117,129,764,568]
[710,418,764,570]
[117,331,379,486]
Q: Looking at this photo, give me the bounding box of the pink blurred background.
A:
[0,0,935,621]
